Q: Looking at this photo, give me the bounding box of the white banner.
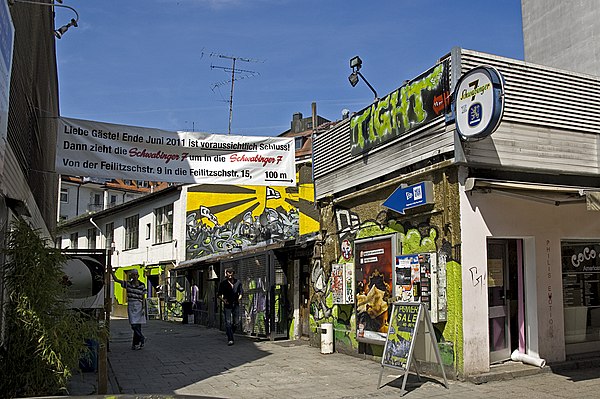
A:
[56,117,296,186]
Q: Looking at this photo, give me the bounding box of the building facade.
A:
[0,0,61,344]
[311,47,600,377]
[522,0,600,76]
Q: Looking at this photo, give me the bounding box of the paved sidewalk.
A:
[67,318,600,398]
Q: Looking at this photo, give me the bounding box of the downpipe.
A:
[511,349,546,368]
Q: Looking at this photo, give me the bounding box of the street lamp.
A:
[10,0,80,39]
[348,56,378,101]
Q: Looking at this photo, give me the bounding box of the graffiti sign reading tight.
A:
[350,61,450,156]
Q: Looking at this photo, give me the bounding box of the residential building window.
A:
[70,232,78,249]
[87,228,96,249]
[155,204,173,243]
[125,215,139,250]
[105,222,114,250]
[110,195,118,205]
[60,188,68,203]
[146,223,151,240]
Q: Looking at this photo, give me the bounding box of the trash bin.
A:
[79,339,98,372]
[181,301,193,324]
[320,323,334,354]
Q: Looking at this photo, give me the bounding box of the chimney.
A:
[312,102,317,132]
[291,112,303,133]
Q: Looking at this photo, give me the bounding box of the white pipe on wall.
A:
[511,349,546,368]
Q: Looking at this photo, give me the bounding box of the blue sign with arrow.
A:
[383,181,434,214]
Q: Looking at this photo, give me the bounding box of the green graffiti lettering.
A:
[406,64,444,123]
[373,95,392,139]
[350,63,446,155]
[350,106,371,150]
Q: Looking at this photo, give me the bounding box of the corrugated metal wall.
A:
[5,1,59,231]
[460,49,600,175]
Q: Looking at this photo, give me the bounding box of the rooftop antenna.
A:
[210,53,261,134]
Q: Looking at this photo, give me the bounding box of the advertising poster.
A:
[382,303,421,369]
[332,263,355,305]
[395,254,418,301]
[355,237,393,336]
[345,263,355,304]
[331,263,344,304]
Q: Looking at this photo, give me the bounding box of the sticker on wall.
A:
[341,239,352,260]
[453,66,505,140]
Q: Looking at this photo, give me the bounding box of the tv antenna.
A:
[210,53,261,134]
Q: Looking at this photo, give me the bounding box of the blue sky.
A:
[55,0,524,137]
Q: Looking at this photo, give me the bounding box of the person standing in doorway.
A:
[112,268,147,350]
[218,268,243,346]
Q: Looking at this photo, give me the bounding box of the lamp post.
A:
[348,55,379,101]
[10,0,79,39]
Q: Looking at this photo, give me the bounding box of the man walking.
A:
[112,268,146,350]
[218,268,243,346]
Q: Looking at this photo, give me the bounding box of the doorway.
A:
[487,239,524,363]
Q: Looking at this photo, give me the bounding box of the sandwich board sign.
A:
[377,302,448,394]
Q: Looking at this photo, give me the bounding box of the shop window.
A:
[562,241,600,344]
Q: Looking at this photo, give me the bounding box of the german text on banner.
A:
[56,118,296,186]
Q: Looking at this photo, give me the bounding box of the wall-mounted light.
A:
[10,0,79,39]
[348,55,379,101]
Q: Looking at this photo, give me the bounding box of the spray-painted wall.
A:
[185,165,319,337]
[185,166,319,259]
[312,167,463,376]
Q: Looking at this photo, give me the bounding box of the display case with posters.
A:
[355,235,396,344]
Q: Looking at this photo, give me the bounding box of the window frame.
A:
[155,204,174,244]
[124,214,140,250]
[60,188,69,203]
[87,228,96,249]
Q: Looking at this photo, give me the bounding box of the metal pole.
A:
[228,58,236,135]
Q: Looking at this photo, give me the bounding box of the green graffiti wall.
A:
[350,61,450,156]
[312,169,463,374]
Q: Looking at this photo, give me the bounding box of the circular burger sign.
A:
[454,66,505,140]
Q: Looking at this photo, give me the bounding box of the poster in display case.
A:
[331,263,355,305]
[355,236,394,342]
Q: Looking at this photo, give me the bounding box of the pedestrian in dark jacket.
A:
[218,268,243,346]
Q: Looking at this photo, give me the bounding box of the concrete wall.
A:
[522,0,600,76]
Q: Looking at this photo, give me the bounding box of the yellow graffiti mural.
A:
[186,171,319,259]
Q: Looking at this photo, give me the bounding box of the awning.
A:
[176,241,288,271]
[464,178,600,208]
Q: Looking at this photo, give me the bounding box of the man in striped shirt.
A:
[112,268,147,350]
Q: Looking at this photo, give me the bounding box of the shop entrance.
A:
[487,239,524,363]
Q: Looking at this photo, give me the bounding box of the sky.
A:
[55,0,524,137]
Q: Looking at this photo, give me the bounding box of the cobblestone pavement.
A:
[66,318,600,398]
